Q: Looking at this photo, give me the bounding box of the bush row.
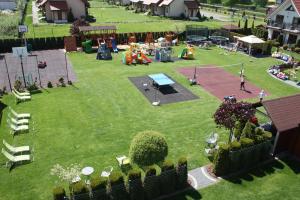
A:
[53,158,188,200]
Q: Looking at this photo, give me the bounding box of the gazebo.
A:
[262,94,300,158]
[237,35,265,55]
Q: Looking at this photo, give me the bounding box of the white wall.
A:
[121,0,131,5]
[270,1,300,23]
[66,0,86,19]
[165,0,185,17]
[0,1,16,10]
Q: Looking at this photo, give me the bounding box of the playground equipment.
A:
[186,25,209,44]
[178,46,194,60]
[82,40,93,53]
[155,47,172,62]
[128,33,136,44]
[145,32,154,44]
[96,43,112,60]
[122,43,151,65]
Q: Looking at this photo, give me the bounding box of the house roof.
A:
[39,0,87,7]
[184,1,199,9]
[49,1,68,11]
[238,35,265,44]
[262,94,300,133]
[143,0,152,5]
[159,0,174,7]
[268,0,300,17]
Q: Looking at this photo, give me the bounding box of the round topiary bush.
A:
[129,131,168,166]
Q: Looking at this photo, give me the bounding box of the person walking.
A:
[240,75,245,90]
[259,90,266,102]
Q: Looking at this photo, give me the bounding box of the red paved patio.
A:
[178,65,268,101]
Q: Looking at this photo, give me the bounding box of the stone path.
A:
[188,165,220,190]
[32,1,39,25]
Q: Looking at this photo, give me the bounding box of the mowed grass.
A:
[0,45,299,200]
[25,0,239,38]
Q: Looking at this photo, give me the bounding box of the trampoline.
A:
[209,36,229,44]
[187,35,208,43]
[148,73,175,87]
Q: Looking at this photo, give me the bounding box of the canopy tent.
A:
[237,35,265,55]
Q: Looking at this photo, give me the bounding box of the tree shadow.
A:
[164,187,202,200]
[223,158,285,184]
[0,101,7,123]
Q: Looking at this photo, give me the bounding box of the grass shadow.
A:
[280,156,300,174]
[164,187,202,200]
[0,100,7,123]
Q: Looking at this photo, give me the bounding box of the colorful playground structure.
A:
[155,47,172,62]
[96,43,112,60]
[122,43,152,65]
[178,46,195,60]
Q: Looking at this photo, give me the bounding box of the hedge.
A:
[128,169,144,200]
[72,181,89,200]
[213,144,230,176]
[109,171,128,200]
[160,160,176,195]
[90,177,109,200]
[53,186,66,200]
[144,166,160,200]
[176,157,188,189]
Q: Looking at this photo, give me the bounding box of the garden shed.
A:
[262,94,300,158]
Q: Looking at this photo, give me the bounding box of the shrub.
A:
[72,181,89,200]
[53,186,66,200]
[277,35,284,46]
[58,77,66,87]
[291,46,295,51]
[90,177,108,199]
[294,47,300,53]
[14,80,22,91]
[230,141,241,151]
[144,166,160,200]
[262,131,272,141]
[234,121,246,140]
[176,157,188,189]
[240,137,254,148]
[129,131,168,167]
[128,169,144,200]
[160,160,176,195]
[241,122,256,139]
[213,144,230,176]
[67,9,75,22]
[47,81,53,88]
[109,171,128,200]
[296,39,300,48]
[283,44,288,50]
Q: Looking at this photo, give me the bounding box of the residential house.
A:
[118,0,131,5]
[0,0,16,10]
[38,0,87,23]
[130,0,144,12]
[157,0,198,18]
[142,0,163,15]
[267,0,300,44]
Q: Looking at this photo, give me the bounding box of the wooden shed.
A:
[262,94,300,158]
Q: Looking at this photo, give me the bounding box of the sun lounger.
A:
[3,140,30,154]
[7,120,29,135]
[12,91,31,103]
[9,107,31,119]
[13,87,30,96]
[1,148,31,168]
[7,115,29,125]
[116,155,130,166]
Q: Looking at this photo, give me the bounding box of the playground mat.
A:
[178,66,268,101]
[129,75,199,105]
[0,49,76,91]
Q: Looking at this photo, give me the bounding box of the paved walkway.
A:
[200,10,232,22]
[188,165,220,190]
[32,1,39,25]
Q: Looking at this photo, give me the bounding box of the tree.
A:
[69,18,90,36]
[209,0,221,4]
[213,101,255,142]
[238,19,240,28]
[254,0,268,7]
[224,0,238,7]
[251,20,255,29]
[129,131,168,166]
[67,9,74,22]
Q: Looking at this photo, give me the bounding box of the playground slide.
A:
[111,39,118,53]
[141,53,152,63]
[178,48,187,58]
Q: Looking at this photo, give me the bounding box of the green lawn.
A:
[24,0,248,38]
[171,157,300,200]
[0,46,299,200]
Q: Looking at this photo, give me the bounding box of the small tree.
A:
[243,18,248,33]
[67,9,75,22]
[213,101,255,143]
[238,19,240,28]
[70,18,90,36]
[251,20,255,29]
[129,131,168,166]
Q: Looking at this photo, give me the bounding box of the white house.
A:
[156,0,198,18]
[142,0,163,14]
[267,0,300,44]
[0,0,16,10]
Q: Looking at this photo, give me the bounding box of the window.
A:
[286,5,295,11]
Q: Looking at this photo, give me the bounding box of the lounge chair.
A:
[101,166,113,177]
[13,87,30,97]
[3,140,30,154]
[7,115,29,125]
[116,155,130,166]
[9,107,31,119]
[7,120,29,135]
[12,91,31,103]
[1,148,31,168]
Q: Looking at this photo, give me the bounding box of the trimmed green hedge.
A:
[144,166,160,200]
[160,160,176,195]
[176,157,188,189]
[213,144,230,176]
[53,186,66,200]
[128,169,144,200]
[109,171,128,200]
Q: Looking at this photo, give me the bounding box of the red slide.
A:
[141,53,152,63]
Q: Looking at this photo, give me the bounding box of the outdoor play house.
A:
[262,94,300,158]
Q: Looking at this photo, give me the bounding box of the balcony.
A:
[267,21,300,33]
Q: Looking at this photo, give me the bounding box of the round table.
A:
[81,166,94,184]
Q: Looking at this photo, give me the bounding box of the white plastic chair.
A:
[13,87,31,97]
[7,115,29,125]
[1,148,31,168]
[9,107,31,119]
[12,91,31,102]
[116,155,130,166]
[3,140,30,154]
[7,120,29,135]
